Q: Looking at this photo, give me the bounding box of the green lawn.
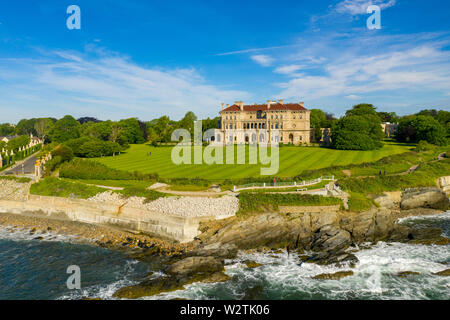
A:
[93,143,413,180]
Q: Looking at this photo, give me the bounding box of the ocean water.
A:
[0,212,449,300]
[0,227,150,300]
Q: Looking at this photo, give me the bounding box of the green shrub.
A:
[59,159,158,181]
[0,176,32,183]
[52,145,74,162]
[338,159,450,194]
[30,177,106,199]
[238,193,342,214]
[347,192,375,212]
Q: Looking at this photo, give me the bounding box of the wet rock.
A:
[201,271,231,283]
[434,269,450,276]
[188,243,238,259]
[408,227,450,245]
[244,260,262,269]
[113,276,185,299]
[243,285,264,300]
[166,256,224,277]
[397,271,420,278]
[401,188,449,211]
[313,270,354,280]
[311,225,351,253]
[309,251,359,267]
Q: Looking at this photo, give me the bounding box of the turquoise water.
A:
[0,212,449,300]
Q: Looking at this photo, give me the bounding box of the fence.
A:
[233,175,335,192]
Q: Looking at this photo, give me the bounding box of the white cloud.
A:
[0,48,249,121]
[276,33,450,104]
[250,54,274,67]
[334,0,396,15]
[274,64,304,75]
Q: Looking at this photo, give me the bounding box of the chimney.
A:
[226,104,229,109]
[239,101,244,111]
[267,100,272,109]
[221,103,224,111]
[299,102,304,107]
[278,99,284,104]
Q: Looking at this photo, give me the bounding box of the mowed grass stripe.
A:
[94,143,412,179]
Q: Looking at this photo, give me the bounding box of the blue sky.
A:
[0,0,449,123]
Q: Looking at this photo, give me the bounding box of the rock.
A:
[113,257,228,299]
[401,188,449,210]
[113,276,185,299]
[189,243,238,259]
[434,269,450,276]
[166,256,224,277]
[311,225,351,253]
[309,251,359,267]
[201,271,231,283]
[407,227,450,245]
[244,260,262,269]
[374,195,395,209]
[397,271,420,278]
[242,285,264,300]
[313,270,354,280]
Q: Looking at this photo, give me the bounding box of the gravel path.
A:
[88,191,239,218]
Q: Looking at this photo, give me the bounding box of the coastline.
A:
[0,211,195,257]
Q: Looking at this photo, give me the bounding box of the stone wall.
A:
[0,195,223,243]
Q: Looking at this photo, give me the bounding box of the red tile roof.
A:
[221,103,307,112]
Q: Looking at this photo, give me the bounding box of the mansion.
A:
[213,100,311,145]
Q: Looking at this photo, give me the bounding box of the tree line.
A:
[1,105,448,157]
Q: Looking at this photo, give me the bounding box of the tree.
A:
[15,119,37,136]
[377,112,398,123]
[7,135,31,152]
[34,118,54,141]
[331,104,384,150]
[0,123,15,136]
[310,109,327,129]
[397,115,447,146]
[345,103,379,118]
[117,118,146,144]
[50,116,81,143]
[81,121,112,141]
[178,111,198,135]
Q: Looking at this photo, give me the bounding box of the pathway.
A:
[1,154,38,176]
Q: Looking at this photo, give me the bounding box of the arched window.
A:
[217,134,221,142]
[252,133,257,142]
[259,134,265,142]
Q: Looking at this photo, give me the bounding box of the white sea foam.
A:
[0,225,79,243]
[397,211,450,224]
[152,214,450,300]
